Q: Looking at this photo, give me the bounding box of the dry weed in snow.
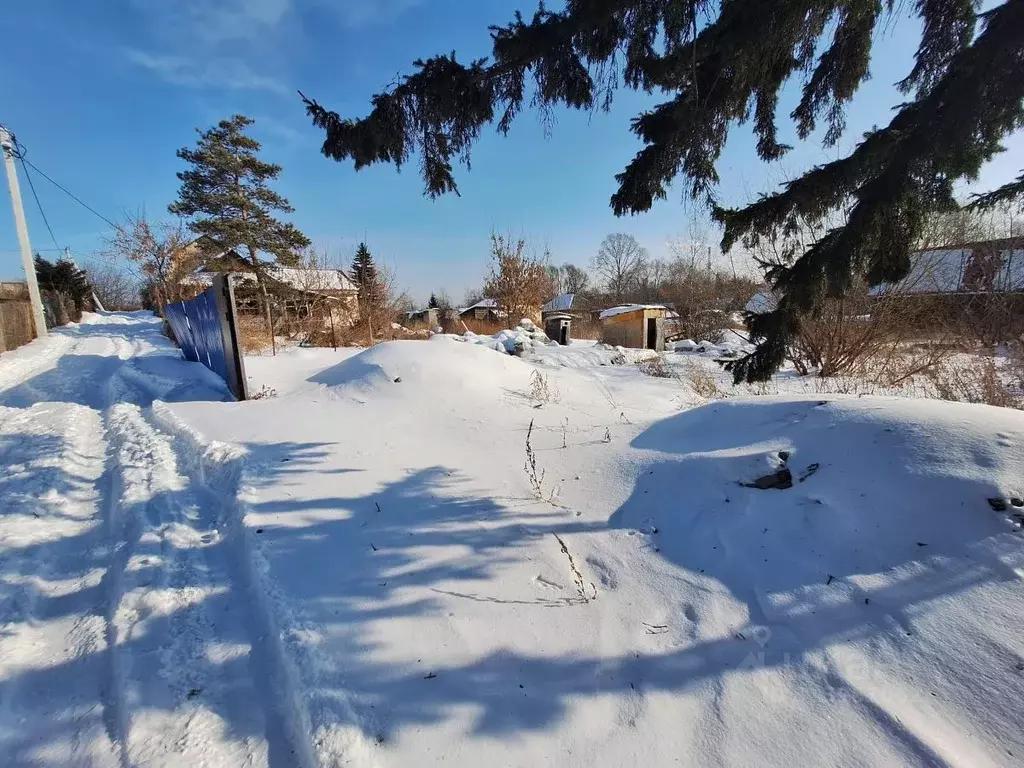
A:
[926,357,1021,409]
[680,360,722,399]
[527,369,558,403]
[636,356,673,378]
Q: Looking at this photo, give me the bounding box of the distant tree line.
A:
[456,230,760,341]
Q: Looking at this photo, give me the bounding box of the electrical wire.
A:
[18,156,61,250]
[19,156,120,231]
[6,133,120,231]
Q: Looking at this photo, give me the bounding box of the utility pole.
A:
[0,126,47,338]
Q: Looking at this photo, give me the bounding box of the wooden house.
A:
[459,298,504,322]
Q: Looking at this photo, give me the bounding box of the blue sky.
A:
[1,0,1021,303]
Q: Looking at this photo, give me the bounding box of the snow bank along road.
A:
[0,313,314,766]
[4,315,1024,767]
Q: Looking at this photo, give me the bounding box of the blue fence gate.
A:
[164,274,249,400]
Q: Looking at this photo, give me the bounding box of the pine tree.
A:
[170,115,310,267]
[428,292,439,309]
[170,115,310,348]
[34,255,92,324]
[303,0,1024,381]
[170,115,310,269]
[350,242,379,302]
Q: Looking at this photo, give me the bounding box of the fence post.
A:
[267,298,277,356]
[328,303,338,350]
[214,274,249,401]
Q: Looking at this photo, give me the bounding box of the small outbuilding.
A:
[599,304,667,351]
[544,312,573,345]
[459,298,504,322]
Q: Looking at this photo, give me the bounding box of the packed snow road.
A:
[0,313,310,766]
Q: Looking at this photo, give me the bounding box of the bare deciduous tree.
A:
[634,258,669,298]
[84,262,139,309]
[561,264,590,295]
[104,211,195,311]
[344,259,407,345]
[592,234,647,302]
[483,234,551,321]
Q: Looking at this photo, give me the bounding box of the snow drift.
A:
[616,395,1024,765]
[308,335,535,399]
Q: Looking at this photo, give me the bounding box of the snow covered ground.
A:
[3,313,1024,767]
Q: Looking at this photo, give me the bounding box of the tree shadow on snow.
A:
[0,436,333,766]
[3,399,1021,763]
[236,399,1021,753]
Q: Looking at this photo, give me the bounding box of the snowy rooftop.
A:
[181,267,356,293]
[463,298,499,310]
[267,267,356,292]
[543,293,575,313]
[871,245,1024,295]
[598,304,666,320]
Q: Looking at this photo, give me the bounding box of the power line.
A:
[20,156,119,230]
[18,156,61,250]
[5,134,120,230]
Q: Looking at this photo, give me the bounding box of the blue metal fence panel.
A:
[193,288,229,379]
[165,301,199,363]
[165,281,239,396]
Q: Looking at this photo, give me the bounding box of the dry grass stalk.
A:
[680,360,722,399]
[925,358,1021,408]
[636,356,672,378]
[552,533,595,603]
[528,370,558,403]
[236,313,275,355]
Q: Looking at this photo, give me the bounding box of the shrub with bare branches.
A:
[104,211,197,311]
[680,360,722,399]
[925,357,1020,408]
[636,356,672,378]
[484,234,552,321]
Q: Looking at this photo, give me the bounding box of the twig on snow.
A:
[552,533,592,603]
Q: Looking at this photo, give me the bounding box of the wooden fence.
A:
[0,282,34,352]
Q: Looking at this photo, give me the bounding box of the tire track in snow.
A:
[151,406,322,768]
[154,405,379,768]
[101,352,321,766]
[0,402,118,766]
[100,394,282,766]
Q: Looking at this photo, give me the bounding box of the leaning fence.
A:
[164,274,249,400]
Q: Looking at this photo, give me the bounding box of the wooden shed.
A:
[599,304,667,351]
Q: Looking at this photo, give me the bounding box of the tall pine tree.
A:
[350,242,379,303]
[170,115,310,347]
[170,115,310,268]
[428,292,439,309]
[303,0,1024,381]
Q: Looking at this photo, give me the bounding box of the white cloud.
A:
[130,0,292,44]
[334,0,423,28]
[125,50,288,93]
[124,0,424,92]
